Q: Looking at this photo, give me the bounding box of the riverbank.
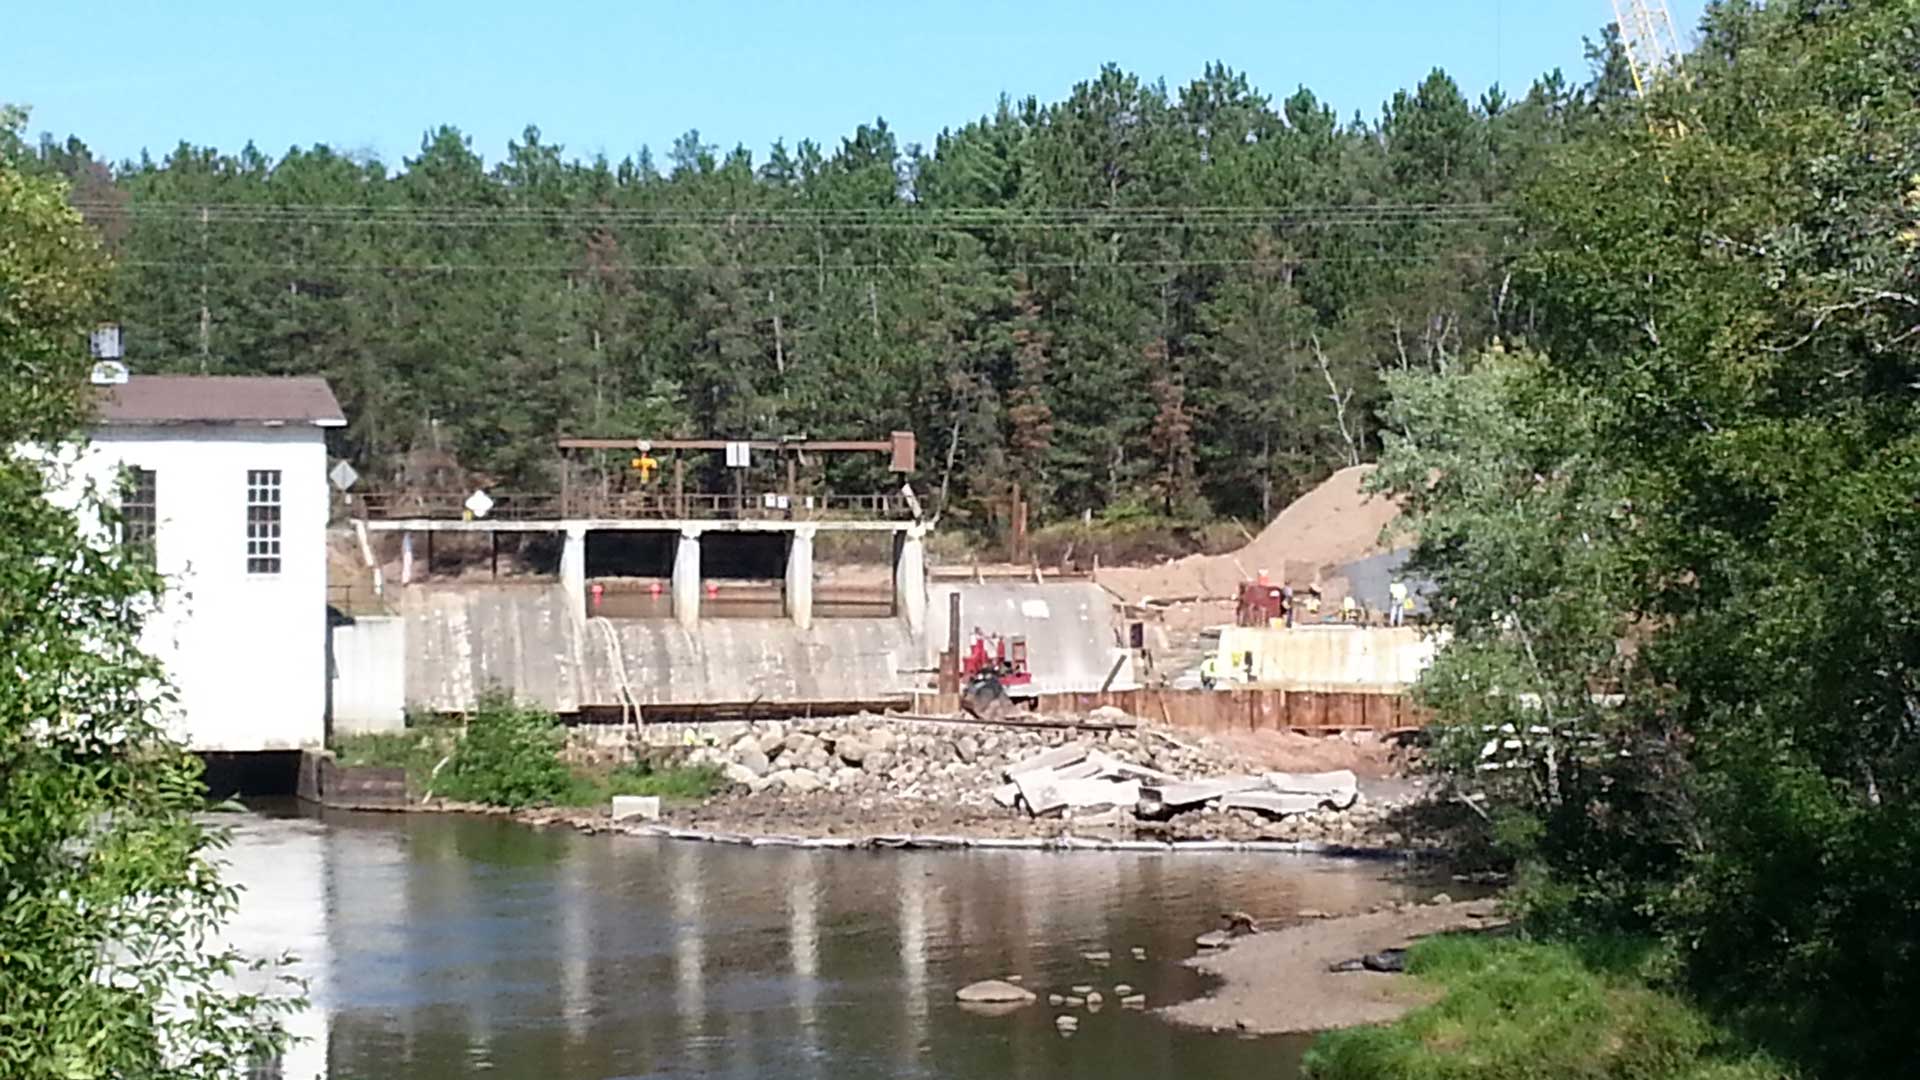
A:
[1160,898,1505,1035]
[399,712,1449,853]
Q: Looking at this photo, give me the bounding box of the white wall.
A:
[80,425,329,752]
[1216,624,1444,690]
[332,615,406,733]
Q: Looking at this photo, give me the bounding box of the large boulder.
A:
[776,768,825,794]
[955,735,979,765]
[955,979,1036,1004]
[733,747,771,777]
[868,728,897,753]
[836,737,870,766]
[863,750,894,775]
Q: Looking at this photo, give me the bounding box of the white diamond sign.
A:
[328,460,359,491]
[464,490,494,519]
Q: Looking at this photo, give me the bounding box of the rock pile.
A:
[622,713,1415,848]
[636,714,1240,806]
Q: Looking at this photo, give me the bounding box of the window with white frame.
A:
[122,467,157,559]
[246,469,282,574]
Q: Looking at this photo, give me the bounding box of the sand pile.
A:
[1102,465,1400,602]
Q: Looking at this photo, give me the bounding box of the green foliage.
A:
[1373,1,1920,1071]
[1304,935,1789,1080]
[0,105,298,1079]
[435,692,574,809]
[332,719,723,807]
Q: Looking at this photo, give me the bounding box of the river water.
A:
[220,804,1445,1080]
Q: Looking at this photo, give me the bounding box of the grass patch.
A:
[331,729,453,790]
[330,710,723,811]
[558,761,727,807]
[1303,934,1791,1080]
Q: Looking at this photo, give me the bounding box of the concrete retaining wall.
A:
[1216,625,1440,690]
[926,581,1137,693]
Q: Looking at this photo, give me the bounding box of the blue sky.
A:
[4,1,1705,169]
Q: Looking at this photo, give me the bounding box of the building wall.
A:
[331,616,407,734]
[80,425,329,751]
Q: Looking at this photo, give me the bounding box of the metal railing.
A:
[348,489,916,523]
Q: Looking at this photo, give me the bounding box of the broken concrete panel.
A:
[1218,791,1329,817]
[1013,769,1067,816]
[1263,769,1360,796]
[1004,743,1089,779]
[1137,774,1270,815]
[610,795,661,822]
[1053,777,1140,809]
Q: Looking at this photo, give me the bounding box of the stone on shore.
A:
[734,747,771,777]
[955,979,1036,1004]
[770,768,825,794]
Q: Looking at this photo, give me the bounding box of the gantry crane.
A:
[1610,0,1684,96]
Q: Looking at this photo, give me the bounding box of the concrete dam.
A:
[330,512,1140,728]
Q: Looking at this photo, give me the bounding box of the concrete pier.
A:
[786,526,815,630]
[560,524,587,618]
[895,526,927,634]
[673,528,703,629]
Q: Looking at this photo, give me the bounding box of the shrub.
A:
[436,691,572,809]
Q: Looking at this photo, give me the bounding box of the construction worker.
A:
[1389,581,1409,627]
[1305,586,1323,620]
[1282,585,1295,628]
[1341,594,1359,623]
[1199,653,1220,690]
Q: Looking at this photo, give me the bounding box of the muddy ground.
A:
[1161,898,1506,1035]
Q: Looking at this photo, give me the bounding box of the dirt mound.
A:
[1102,465,1400,602]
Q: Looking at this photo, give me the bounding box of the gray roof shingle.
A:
[96,375,346,427]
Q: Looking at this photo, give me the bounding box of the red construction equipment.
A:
[958,630,1034,721]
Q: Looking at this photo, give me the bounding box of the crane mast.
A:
[1611,0,1684,96]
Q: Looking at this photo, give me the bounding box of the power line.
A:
[119,249,1503,275]
[72,200,1516,231]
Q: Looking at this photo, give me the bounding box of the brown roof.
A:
[96,375,346,428]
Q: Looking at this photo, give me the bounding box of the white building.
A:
[80,374,345,753]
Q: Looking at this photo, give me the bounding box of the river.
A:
[219,803,1447,1080]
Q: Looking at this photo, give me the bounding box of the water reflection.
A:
[222,806,1445,1080]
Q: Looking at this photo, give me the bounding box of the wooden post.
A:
[938,589,962,694]
[673,457,685,519]
[490,531,499,579]
[424,530,434,579]
[786,453,798,519]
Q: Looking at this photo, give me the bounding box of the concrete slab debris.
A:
[1218,791,1331,817]
[610,795,661,822]
[1137,775,1270,814]
[1004,742,1089,778]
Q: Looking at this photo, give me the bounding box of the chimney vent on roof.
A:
[89,323,122,361]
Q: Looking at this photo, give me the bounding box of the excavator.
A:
[957,631,1035,721]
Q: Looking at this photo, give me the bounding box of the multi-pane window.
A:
[246,469,282,574]
[122,467,156,557]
